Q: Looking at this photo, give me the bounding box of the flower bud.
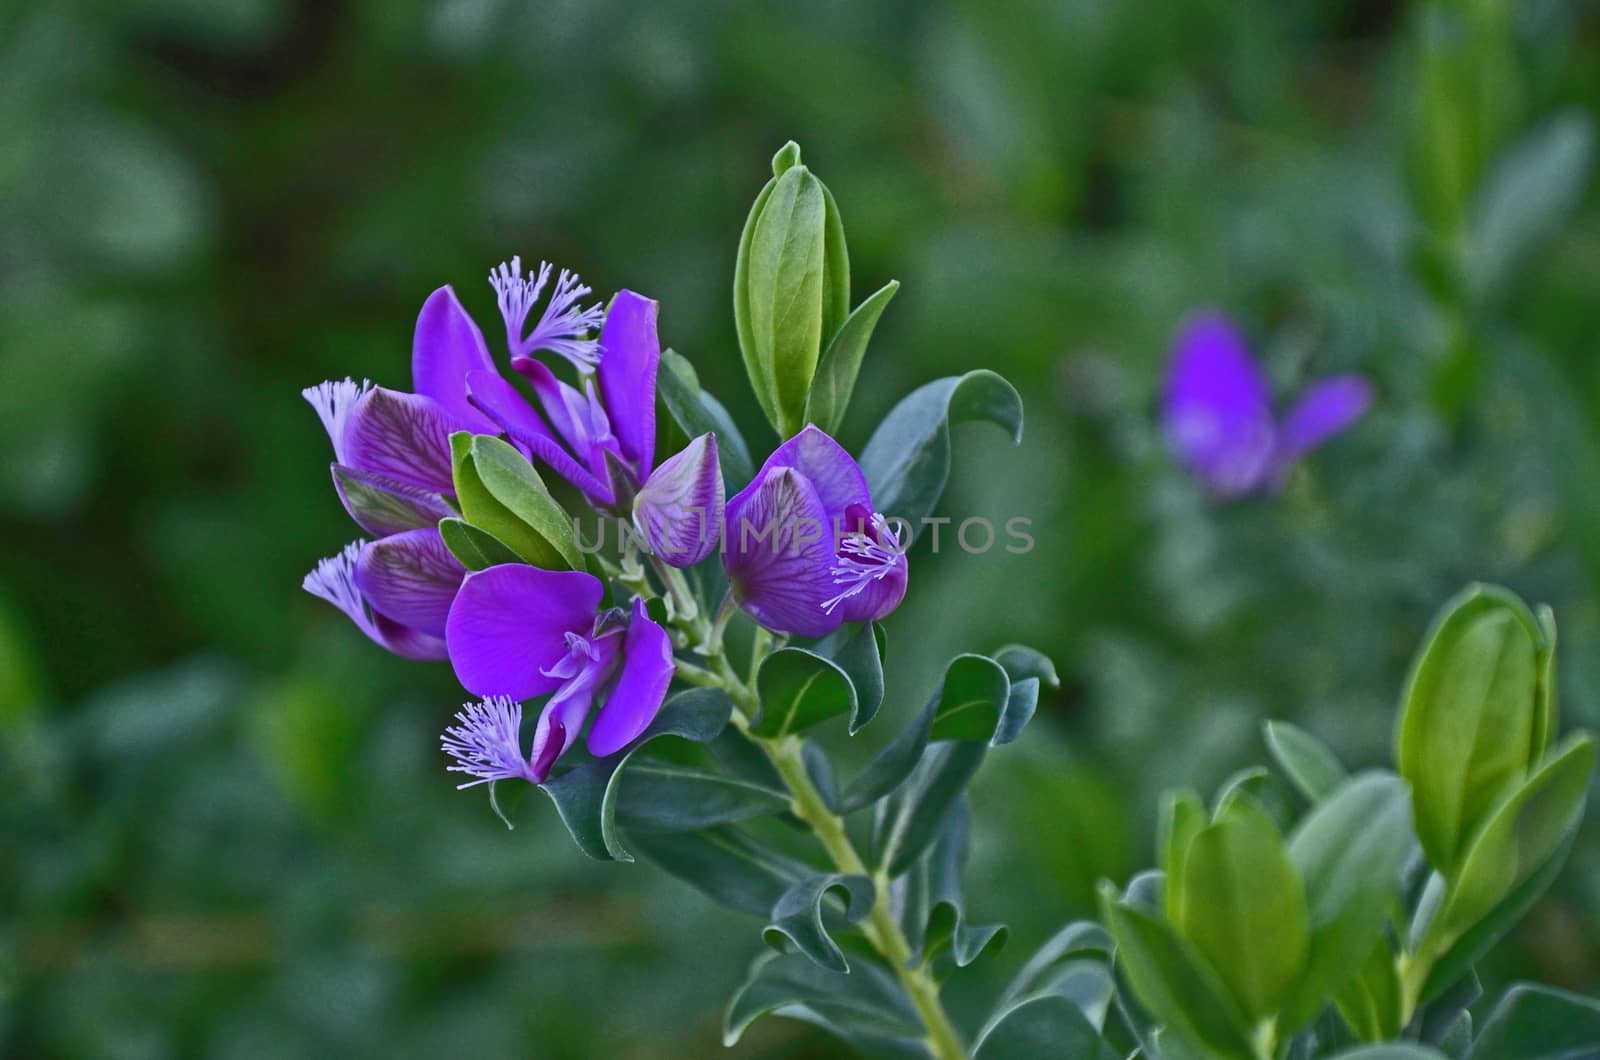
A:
[448,432,583,572]
[632,433,724,567]
[734,142,850,438]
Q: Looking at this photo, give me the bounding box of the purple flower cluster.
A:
[303,258,910,788]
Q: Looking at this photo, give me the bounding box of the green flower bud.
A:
[734,142,851,438]
[447,433,582,571]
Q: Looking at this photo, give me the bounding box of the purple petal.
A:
[342,387,462,494]
[302,542,448,661]
[724,467,843,638]
[412,286,500,434]
[353,527,466,639]
[466,369,616,506]
[445,565,604,700]
[1275,375,1374,465]
[331,463,456,538]
[633,433,724,567]
[588,598,674,757]
[828,514,910,624]
[759,425,872,520]
[302,378,371,463]
[1162,310,1278,497]
[596,290,659,477]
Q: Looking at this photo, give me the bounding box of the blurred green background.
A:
[4,0,1599,1056]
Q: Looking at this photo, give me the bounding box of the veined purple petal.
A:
[331,463,455,538]
[466,369,617,506]
[1162,310,1278,497]
[528,630,622,780]
[354,527,466,639]
[724,467,842,638]
[826,512,910,624]
[588,598,674,757]
[445,564,604,700]
[441,696,538,788]
[596,290,659,477]
[1275,374,1374,465]
[633,434,724,567]
[302,378,372,463]
[342,387,462,494]
[489,256,605,370]
[760,425,873,520]
[412,285,500,434]
[302,541,448,661]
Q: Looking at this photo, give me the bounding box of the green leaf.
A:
[723,951,924,1050]
[1467,983,1600,1059]
[1097,881,1257,1059]
[899,801,1008,972]
[1172,796,1309,1019]
[1265,720,1348,803]
[747,165,828,438]
[1325,1048,1448,1059]
[805,279,898,434]
[762,872,875,973]
[540,688,736,861]
[929,653,1012,742]
[1158,790,1207,924]
[1334,938,1404,1042]
[630,825,814,916]
[613,754,788,833]
[1280,773,1414,1032]
[837,651,1026,815]
[1420,733,1594,963]
[450,433,581,570]
[1398,584,1551,875]
[1470,114,1596,300]
[752,647,856,738]
[437,516,521,571]
[1414,828,1577,1004]
[871,741,986,875]
[733,155,784,434]
[859,369,1025,529]
[833,622,885,733]
[992,644,1060,689]
[973,994,1119,1060]
[993,921,1113,1013]
[656,349,755,490]
[818,179,850,347]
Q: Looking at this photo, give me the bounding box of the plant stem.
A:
[651,564,967,1057]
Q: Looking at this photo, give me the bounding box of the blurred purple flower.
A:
[724,426,908,637]
[445,566,674,780]
[1162,310,1373,497]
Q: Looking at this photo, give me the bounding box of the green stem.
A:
[650,569,966,1058]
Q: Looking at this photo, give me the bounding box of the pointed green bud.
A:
[446,433,582,571]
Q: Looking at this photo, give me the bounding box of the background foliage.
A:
[3,0,1599,1056]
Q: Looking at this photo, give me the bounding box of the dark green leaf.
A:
[762,872,875,973]
[898,801,1007,972]
[613,754,787,833]
[991,644,1060,689]
[806,279,898,434]
[994,921,1113,1013]
[1264,720,1348,803]
[833,622,885,733]
[752,647,856,738]
[872,741,985,875]
[1467,983,1600,1059]
[657,349,755,490]
[859,370,1024,529]
[723,951,924,1049]
[929,654,1011,742]
[540,688,734,861]
[973,995,1119,1060]
[630,825,814,916]
[437,516,521,571]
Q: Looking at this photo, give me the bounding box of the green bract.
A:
[445,432,582,571]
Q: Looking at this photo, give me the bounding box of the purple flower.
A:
[633,433,724,567]
[723,425,908,638]
[441,696,542,787]
[445,565,675,780]
[302,536,464,661]
[1162,309,1374,497]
